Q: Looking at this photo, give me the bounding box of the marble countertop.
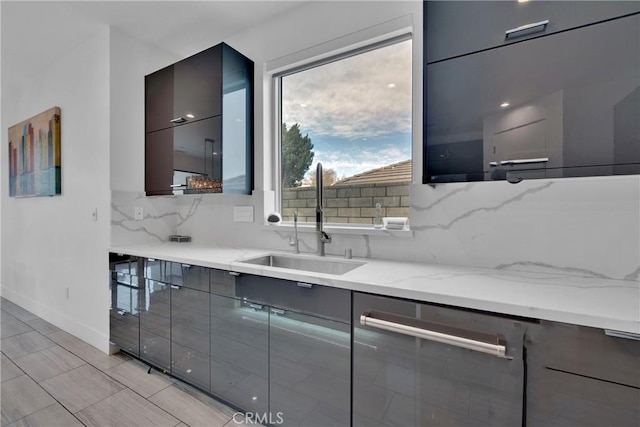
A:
[110,242,640,334]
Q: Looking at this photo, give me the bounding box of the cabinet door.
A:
[109,270,140,357]
[426,0,640,63]
[425,13,640,183]
[145,129,174,196]
[174,45,222,124]
[145,46,222,133]
[109,254,141,356]
[145,65,174,133]
[146,116,222,196]
[210,292,269,415]
[269,308,351,426]
[352,293,527,426]
[139,279,171,371]
[235,274,351,425]
[171,286,210,391]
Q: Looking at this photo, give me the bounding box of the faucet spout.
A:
[316,163,331,256]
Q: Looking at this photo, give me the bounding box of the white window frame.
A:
[267,15,414,221]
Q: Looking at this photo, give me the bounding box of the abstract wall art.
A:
[8,106,61,197]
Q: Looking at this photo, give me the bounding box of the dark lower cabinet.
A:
[139,278,171,371]
[236,274,352,426]
[110,253,639,427]
[527,321,640,426]
[171,285,210,390]
[352,292,530,427]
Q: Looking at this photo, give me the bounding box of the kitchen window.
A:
[276,37,413,226]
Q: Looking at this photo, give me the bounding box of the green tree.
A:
[282,123,314,187]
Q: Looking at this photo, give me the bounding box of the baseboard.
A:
[0,285,110,354]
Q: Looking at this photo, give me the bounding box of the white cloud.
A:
[282,40,412,139]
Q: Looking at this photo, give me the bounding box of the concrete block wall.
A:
[282,182,410,224]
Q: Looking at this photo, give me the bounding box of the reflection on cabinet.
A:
[236,274,352,426]
[172,285,210,390]
[527,321,640,426]
[210,291,269,415]
[424,1,640,183]
[352,292,530,426]
[139,278,171,371]
[109,254,141,357]
[145,43,253,196]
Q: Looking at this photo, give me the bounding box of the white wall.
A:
[1,28,112,352]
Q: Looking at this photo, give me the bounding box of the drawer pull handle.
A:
[297,282,313,289]
[271,308,286,315]
[228,271,240,277]
[360,310,509,359]
[170,117,187,124]
[249,303,263,310]
[604,330,640,341]
[170,285,181,290]
[500,157,549,166]
[505,19,549,40]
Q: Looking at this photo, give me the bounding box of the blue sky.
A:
[282,39,412,180]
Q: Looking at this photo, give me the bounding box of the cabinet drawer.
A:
[142,259,209,292]
[528,320,640,388]
[426,1,640,63]
[528,365,640,427]
[353,292,530,426]
[235,274,350,322]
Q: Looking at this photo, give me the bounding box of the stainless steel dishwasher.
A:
[352,292,534,426]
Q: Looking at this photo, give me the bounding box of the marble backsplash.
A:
[111,175,640,281]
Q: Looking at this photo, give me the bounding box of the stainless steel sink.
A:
[238,254,365,275]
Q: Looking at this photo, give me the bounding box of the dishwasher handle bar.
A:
[360,310,510,359]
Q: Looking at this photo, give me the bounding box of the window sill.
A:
[261,223,414,238]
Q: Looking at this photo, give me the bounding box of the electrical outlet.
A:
[65,287,70,299]
[134,207,144,221]
[91,208,98,221]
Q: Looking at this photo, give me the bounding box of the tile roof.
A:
[333,159,412,186]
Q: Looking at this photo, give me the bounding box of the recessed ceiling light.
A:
[300,103,307,108]
[186,113,195,119]
[500,102,510,108]
[388,83,396,88]
[518,0,530,3]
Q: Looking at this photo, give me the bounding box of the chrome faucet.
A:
[316,163,332,256]
[289,211,300,254]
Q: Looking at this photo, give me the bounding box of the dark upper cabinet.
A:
[424,2,640,184]
[145,43,253,196]
[426,0,640,63]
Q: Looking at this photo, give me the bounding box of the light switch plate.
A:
[233,206,254,223]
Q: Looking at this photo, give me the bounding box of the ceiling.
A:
[1,1,307,82]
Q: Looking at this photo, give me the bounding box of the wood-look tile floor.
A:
[0,298,246,427]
